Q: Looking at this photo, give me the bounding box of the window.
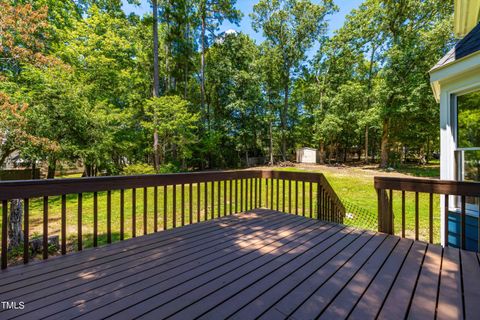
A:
[457,91,480,149]
[454,90,480,213]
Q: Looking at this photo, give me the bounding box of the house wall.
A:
[437,63,480,246]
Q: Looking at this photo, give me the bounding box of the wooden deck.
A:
[0,210,478,320]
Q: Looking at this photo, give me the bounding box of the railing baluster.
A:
[211,181,215,219]
[401,191,405,238]
[259,178,262,208]
[132,188,136,237]
[295,180,298,215]
[143,187,148,234]
[224,180,227,216]
[197,182,201,222]
[181,184,185,226]
[310,182,313,218]
[317,184,322,220]
[461,195,466,250]
[250,178,253,210]
[173,185,177,228]
[288,180,292,214]
[389,189,393,234]
[78,193,83,250]
[2,200,7,269]
[302,181,306,217]
[218,180,221,217]
[107,190,112,243]
[23,198,29,263]
[189,184,193,224]
[429,193,433,244]
[235,179,238,213]
[93,192,98,247]
[164,185,168,230]
[43,196,49,259]
[120,189,125,240]
[254,178,257,208]
[229,179,233,215]
[154,187,158,232]
[266,178,269,209]
[414,192,419,241]
[204,182,208,221]
[276,178,279,211]
[270,178,274,209]
[245,178,249,211]
[61,195,66,255]
[282,179,285,213]
[444,195,449,247]
[240,179,244,212]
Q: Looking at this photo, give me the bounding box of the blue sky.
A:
[122,1,364,42]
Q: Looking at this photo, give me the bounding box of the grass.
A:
[280,165,441,243]
[2,163,442,264]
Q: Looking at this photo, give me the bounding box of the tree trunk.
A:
[200,14,206,122]
[184,22,190,99]
[8,199,23,250]
[152,0,160,171]
[164,6,170,93]
[47,158,56,179]
[380,119,390,168]
[364,126,369,164]
[269,119,274,165]
[426,138,431,164]
[281,80,289,161]
[153,129,160,170]
[318,142,325,164]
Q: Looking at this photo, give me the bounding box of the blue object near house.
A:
[448,207,479,252]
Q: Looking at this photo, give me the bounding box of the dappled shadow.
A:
[0,210,468,320]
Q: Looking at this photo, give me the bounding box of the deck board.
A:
[0,209,477,320]
[270,232,386,320]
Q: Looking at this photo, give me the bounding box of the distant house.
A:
[430,2,480,246]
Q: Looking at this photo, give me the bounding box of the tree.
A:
[258,44,283,164]
[205,32,265,167]
[251,0,336,161]
[143,96,199,168]
[152,0,161,170]
[0,1,59,167]
[58,4,149,175]
[197,0,242,126]
[371,0,453,167]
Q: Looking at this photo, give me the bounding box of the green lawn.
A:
[280,165,441,243]
[3,163,442,264]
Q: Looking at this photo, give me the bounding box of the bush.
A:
[122,163,156,175]
[122,163,181,175]
[157,163,181,173]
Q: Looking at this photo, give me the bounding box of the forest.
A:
[0,0,455,177]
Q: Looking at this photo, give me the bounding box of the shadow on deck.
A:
[0,209,478,319]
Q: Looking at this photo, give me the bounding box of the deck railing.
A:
[0,170,344,269]
[375,176,480,251]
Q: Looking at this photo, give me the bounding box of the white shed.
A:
[296,147,318,164]
[430,17,480,246]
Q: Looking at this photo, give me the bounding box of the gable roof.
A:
[431,22,480,71]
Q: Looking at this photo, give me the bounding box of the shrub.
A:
[122,163,181,175]
[122,163,156,175]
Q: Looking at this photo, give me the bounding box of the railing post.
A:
[377,188,393,234]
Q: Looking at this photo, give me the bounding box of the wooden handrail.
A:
[0,170,345,269]
[375,176,480,197]
[375,176,480,251]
